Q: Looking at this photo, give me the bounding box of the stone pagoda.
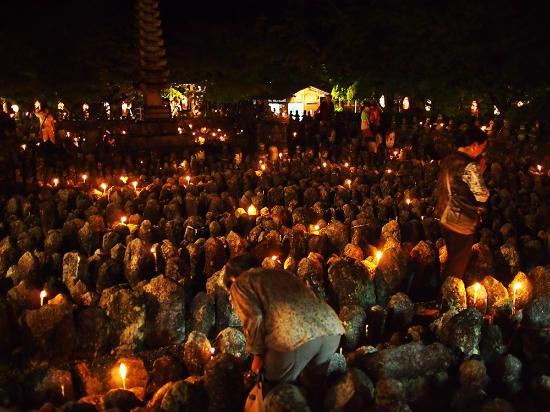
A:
[136,0,171,120]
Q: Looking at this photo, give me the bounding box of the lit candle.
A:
[82,174,88,184]
[345,179,352,189]
[247,204,258,216]
[151,246,157,272]
[310,224,320,235]
[322,162,327,168]
[119,363,127,390]
[100,183,108,195]
[386,169,392,174]
[52,178,59,187]
[178,127,183,134]
[21,144,26,151]
[375,250,383,264]
[279,153,282,159]
[537,164,543,173]
[40,290,47,307]
[210,347,215,359]
[512,282,521,314]
[132,181,138,191]
[120,216,127,225]
[185,176,191,186]
[473,282,481,306]
[120,176,128,184]
[405,198,411,205]
[260,164,266,171]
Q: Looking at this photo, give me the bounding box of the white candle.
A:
[119,363,127,390]
[40,290,47,307]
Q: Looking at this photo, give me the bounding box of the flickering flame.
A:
[121,130,127,135]
[210,347,215,355]
[260,164,266,171]
[386,169,392,174]
[247,204,258,216]
[40,290,47,306]
[120,176,128,184]
[473,282,481,292]
[271,255,278,261]
[100,183,108,193]
[375,250,383,263]
[406,198,411,205]
[185,175,191,184]
[52,178,59,187]
[293,132,297,137]
[198,137,205,145]
[21,144,26,151]
[120,216,127,224]
[178,127,183,134]
[119,363,127,390]
[81,174,87,183]
[513,282,521,292]
[279,153,282,159]
[345,179,352,188]
[344,162,349,167]
[537,164,543,172]
[150,246,156,254]
[322,162,327,168]
[481,126,487,131]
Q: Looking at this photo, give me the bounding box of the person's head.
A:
[458,127,488,159]
[223,253,259,288]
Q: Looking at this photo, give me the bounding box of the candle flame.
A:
[314,224,320,231]
[344,162,349,167]
[537,164,543,172]
[513,282,521,292]
[132,181,138,190]
[473,282,481,292]
[150,246,156,254]
[119,362,127,389]
[120,176,128,184]
[121,216,127,224]
[406,198,411,205]
[185,175,191,183]
[53,178,59,186]
[345,179,352,188]
[322,162,327,168]
[210,347,215,354]
[82,174,87,182]
[260,164,266,171]
[375,250,383,263]
[247,204,258,216]
[100,183,108,192]
[21,144,26,150]
[271,255,278,261]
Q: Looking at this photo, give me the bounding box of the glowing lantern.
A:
[402,97,410,110]
[40,290,47,307]
[178,127,183,134]
[198,136,205,145]
[247,204,258,216]
[119,363,127,390]
[271,255,278,261]
[344,162,349,168]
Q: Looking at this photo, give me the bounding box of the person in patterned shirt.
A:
[435,127,489,278]
[224,253,344,395]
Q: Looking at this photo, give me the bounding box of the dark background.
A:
[0,0,548,115]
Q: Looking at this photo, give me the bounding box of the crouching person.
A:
[224,253,344,399]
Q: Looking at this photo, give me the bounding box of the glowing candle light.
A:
[81,174,87,184]
[473,282,481,306]
[120,176,128,184]
[271,255,278,262]
[279,152,282,159]
[375,250,383,264]
[119,363,127,390]
[386,169,392,174]
[52,178,59,187]
[185,175,191,185]
[247,204,258,216]
[100,183,108,194]
[322,162,327,168]
[40,290,47,307]
[120,216,127,224]
[21,144,26,151]
[132,181,138,191]
[293,132,297,137]
[178,127,183,134]
[344,162,349,168]
[151,246,157,272]
[512,282,521,314]
[405,198,411,205]
[345,179,352,189]
[537,164,543,173]
[260,164,266,171]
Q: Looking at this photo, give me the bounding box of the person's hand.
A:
[479,157,487,174]
[251,354,264,374]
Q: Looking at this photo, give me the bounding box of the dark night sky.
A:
[0,0,548,105]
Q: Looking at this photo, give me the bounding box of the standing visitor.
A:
[35,105,56,145]
[435,127,489,278]
[224,254,344,399]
